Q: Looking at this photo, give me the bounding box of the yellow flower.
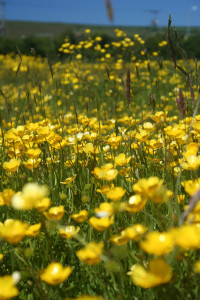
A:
[76,54,82,60]
[110,233,130,245]
[26,122,39,132]
[135,130,149,142]
[171,224,200,249]
[26,148,41,159]
[181,155,200,170]
[182,178,200,196]
[12,192,32,210]
[0,195,4,206]
[0,219,28,244]
[122,224,147,241]
[194,260,200,273]
[94,202,114,217]
[26,223,41,237]
[13,125,25,136]
[3,158,21,173]
[164,126,185,139]
[89,216,114,231]
[125,195,147,212]
[76,242,104,265]
[128,258,172,288]
[143,122,156,132]
[106,136,122,147]
[12,183,49,210]
[4,130,17,141]
[83,143,99,155]
[0,189,15,206]
[177,194,185,204]
[106,187,126,201]
[0,253,3,262]
[44,206,65,220]
[182,142,198,159]
[118,167,131,176]
[132,177,170,203]
[0,275,19,299]
[147,139,163,150]
[133,177,163,198]
[152,51,158,56]
[59,226,80,239]
[60,175,77,184]
[39,262,72,285]
[95,36,102,41]
[71,210,88,223]
[92,165,118,182]
[23,158,41,170]
[37,126,51,137]
[96,185,114,195]
[140,231,174,255]
[151,187,173,204]
[114,153,131,167]
[103,169,119,182]
[34,197,51,212]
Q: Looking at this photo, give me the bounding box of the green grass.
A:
[5,20,200,39]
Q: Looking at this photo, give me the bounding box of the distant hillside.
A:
[4,20,200,39]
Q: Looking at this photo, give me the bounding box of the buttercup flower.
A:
[92,164,118,181]
[23,158,41,170]
[128,258,172,288]
[140,231,174,255]
[181,155,200,170]
[106,186,126,201]
[0,275,19,299]
[107,136,122,147]
[123,224,147,241]
[76,242,104,265]
[0,219,28,244]
[12,183,49,210]
[171,224,200,249]
[132,177,170,203]
[0,189,15,206]
[39,262,72,285]
[182,179,200,196]
[60,175,77,184]
[125,195,147,212]
[94,202,114,217]
[26,223,42,237]
[71,210,88,223]
[132,177,163,198]
[114,153,131,167]
[3,158,21,173]
[194,260,200,273]
[59,226,80,239]
[110,233,130,245]
[89,216,114,231]
[83,143,99,154]
[44,206,65,220]
[26,148,41,159]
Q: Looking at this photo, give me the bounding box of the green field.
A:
[0,23,200,300]
[5,20,200,39]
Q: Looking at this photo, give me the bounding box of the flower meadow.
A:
[1,23,200,300]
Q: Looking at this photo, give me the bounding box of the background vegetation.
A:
[1,20,200,59]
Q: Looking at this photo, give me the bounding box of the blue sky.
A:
[4,0,200,27]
